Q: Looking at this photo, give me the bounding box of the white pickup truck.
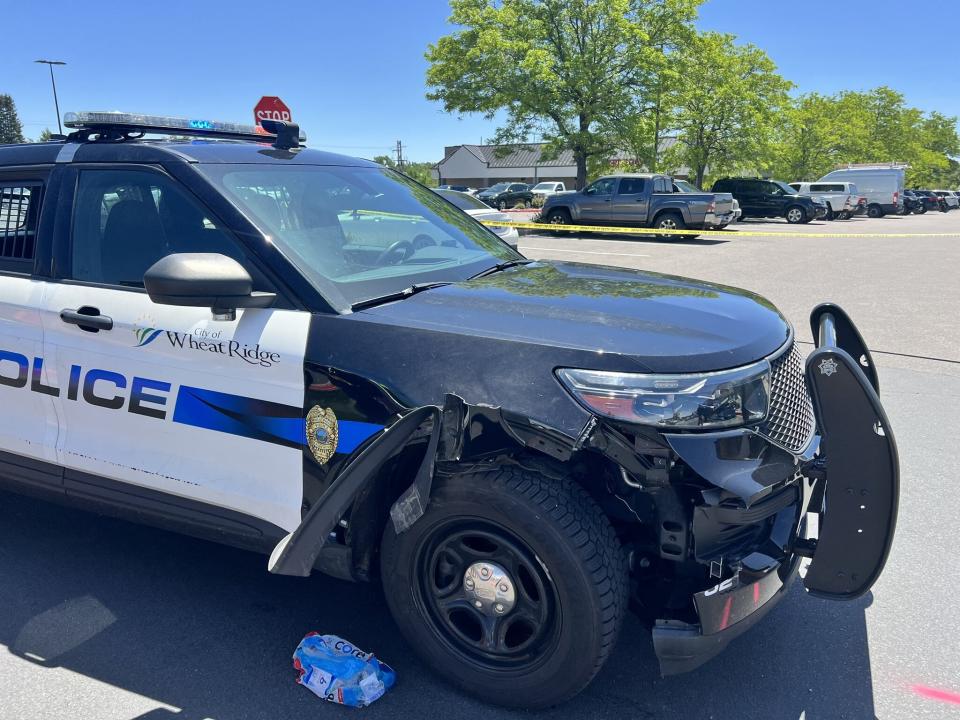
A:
[789,181,859,220]
[531,181,567,199]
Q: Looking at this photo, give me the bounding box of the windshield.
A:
[435,189,490,211]
[532,183,555,191]
[774,181,797,195]
[483,183,510,193]
[200,164,520,309]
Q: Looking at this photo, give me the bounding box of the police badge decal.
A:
[306,406,339,465]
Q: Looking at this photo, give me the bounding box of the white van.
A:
[817,166,904,217]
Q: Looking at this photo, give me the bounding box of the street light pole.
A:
[34,60,66,135]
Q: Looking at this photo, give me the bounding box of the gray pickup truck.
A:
[539,173,734,235]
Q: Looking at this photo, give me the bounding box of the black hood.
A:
[357,261,791,374]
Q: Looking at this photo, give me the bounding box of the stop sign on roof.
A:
[254,96,291,129]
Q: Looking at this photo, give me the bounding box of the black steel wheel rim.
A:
[413,518,561,671]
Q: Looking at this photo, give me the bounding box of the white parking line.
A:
[521,245,650,258]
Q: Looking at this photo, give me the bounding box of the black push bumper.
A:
[653,303,899,674]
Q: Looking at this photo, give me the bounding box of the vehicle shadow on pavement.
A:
[0,491,876,720]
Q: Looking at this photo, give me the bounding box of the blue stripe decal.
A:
[172,385,385,453]
[173,386,305,448]
[337,420,385,453]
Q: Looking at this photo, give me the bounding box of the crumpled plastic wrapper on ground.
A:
[292,633,396,707]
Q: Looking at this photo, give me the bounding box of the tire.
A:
[785,205,806,224]
[498,200,508,211]
[380,465,628,709]
[653,211,686,238]
[824,204,835,221]
[917,205,926,214]
[867,204,883,218]
[545,208,572,230]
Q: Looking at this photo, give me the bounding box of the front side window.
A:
[70,169,244,287]
[584,178,616,196]
[200,165,518,309]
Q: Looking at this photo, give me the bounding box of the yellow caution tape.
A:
[480,219,960,239]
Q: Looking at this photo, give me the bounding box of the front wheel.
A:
[785,205,806,224]
[825,204,835,221]
[380,466,628,709]
[498,200,508,211]
[545,208,572,232]
[867,204,884,218]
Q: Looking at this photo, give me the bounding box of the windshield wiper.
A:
[468,259,534,280]
[350,282,452,312]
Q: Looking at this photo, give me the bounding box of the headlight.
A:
[556,362,770,429]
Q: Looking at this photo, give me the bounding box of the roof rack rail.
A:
[62,111,306,148]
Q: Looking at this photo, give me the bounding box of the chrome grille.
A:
[759,343,816,452]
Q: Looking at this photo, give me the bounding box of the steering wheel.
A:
[376,239,415,265]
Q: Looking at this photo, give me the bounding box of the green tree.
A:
[36,128,56,142]
[770,93,848,181]
[0,94,25,144]
[670,32,792,187]
[372,154,437,186]
[426,0,702,189]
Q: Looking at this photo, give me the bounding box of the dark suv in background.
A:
[712,177,826,224]
[476,182,534,210]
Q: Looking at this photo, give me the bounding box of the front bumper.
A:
[653,479,810,675]
[650,304,899,674]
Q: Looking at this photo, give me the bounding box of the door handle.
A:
[60,307,114,332]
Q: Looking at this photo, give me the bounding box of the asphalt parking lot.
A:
[1,212,959,719]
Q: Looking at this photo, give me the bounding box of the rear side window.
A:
[619,178,647,195]
[0,183,41,269]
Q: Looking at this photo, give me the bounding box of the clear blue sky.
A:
[5,0,957,161]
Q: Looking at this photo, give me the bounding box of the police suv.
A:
[0,112,899,708]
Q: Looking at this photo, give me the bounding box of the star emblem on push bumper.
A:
[818,358,839,377]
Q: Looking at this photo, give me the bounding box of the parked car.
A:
[901,190,926,214]
[476,182,534,210]
[712,177,826,224]
[788,181,858,220]
[0,110,900,709]
[673,178,740,227]
[541,174,734,236]
[434,189,519,248]
[530,181,567,199]
[933,190,959,210]
[912,189,948,212]
[436,184,476,194]
[818,166,904,217]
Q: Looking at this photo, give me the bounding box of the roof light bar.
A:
[62,111,306,143]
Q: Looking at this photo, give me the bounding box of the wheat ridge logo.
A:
[133,326,281,368]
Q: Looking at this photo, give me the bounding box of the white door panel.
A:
[0,277,59,464]
[40,283,310,531]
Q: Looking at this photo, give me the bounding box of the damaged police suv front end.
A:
[0,111,899,711]
[560,304,898,675]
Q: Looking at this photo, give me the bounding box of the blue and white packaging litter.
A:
[292,633,396,707]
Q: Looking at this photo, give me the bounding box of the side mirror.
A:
[144,253,276,321]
